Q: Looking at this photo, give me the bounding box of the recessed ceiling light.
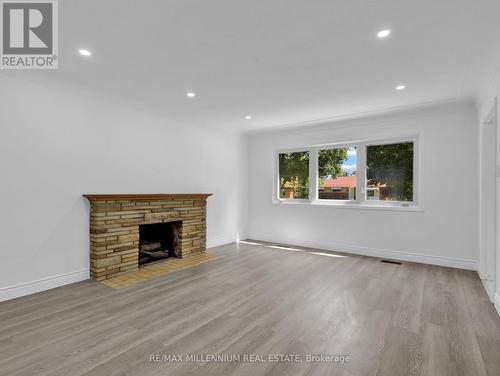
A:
[396,85,406,91]
[186,92,196,98]
[245,115,252,120]
[78,49,92,56]
[376,29,391,39]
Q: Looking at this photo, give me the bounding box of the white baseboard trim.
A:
[0,269,90,303]
[478,270,495,302]
[247,235,478,271]
[480,279,495,302]
[207,236,236,249]
[495,293,500,318]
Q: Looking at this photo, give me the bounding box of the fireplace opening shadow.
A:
[138,221,181,266]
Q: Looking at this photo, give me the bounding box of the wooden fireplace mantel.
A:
[83,193,212,201]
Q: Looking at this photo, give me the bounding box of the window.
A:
[275,137,418,208]
[318,146,356,200]
[366,142,413,202]
[278,151,309,199]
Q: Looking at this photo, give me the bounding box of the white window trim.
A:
[273,135,423,212]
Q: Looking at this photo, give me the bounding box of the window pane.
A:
[366,142,413,201]
[318,146,356,200]
[279,151,309,199]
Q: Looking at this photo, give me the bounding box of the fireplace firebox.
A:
[138,221,181,265]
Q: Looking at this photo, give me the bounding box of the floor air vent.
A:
[380,259,402,265]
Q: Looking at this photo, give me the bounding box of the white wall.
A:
[247,100,479,270]
[0,73,484,303]
[0,75,247,301]
[478,65,500,314]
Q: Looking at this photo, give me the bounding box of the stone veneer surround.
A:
[83,194,211,281]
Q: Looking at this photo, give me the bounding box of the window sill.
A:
[272,200,423,212]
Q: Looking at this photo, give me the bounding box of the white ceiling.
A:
[11,0,500,132]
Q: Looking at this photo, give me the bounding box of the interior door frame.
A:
[479,97,497,301]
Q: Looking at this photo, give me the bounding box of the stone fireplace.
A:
[83,194,211,281]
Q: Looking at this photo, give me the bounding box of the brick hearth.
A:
[83,194,211,281]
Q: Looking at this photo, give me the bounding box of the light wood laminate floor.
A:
[1,241,499,376]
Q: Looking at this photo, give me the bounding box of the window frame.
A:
[316,143,359,204]
[274,148,312,203]
[273,135,422,211]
